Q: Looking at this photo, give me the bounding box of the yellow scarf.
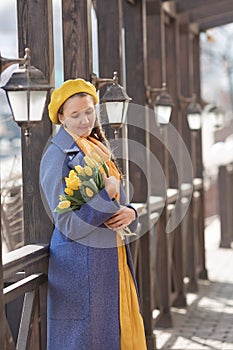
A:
[64,127,147,350]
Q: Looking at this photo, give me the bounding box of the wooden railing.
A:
[130,178,207,347]
[1,244,49,350]
[218,164,233,248]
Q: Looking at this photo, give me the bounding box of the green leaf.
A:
[54,207,72,214]
[101,161,109,177]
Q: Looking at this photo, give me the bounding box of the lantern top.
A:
[100,72,132,104]
[3,65,52,92]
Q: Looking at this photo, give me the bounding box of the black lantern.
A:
[147,83,174,126]
[91,72,132,138]
[1,48,52,141]
[186,100,202,131]
[208,105,224,129]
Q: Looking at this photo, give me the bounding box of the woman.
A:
[40,78,147,350]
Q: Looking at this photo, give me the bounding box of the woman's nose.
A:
[80,116,89,124]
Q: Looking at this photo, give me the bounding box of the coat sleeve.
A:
[40,144,120,241]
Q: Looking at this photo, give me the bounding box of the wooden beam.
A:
[189,2,233,22]
[176,0,233,29]
[62,0,92,79]
[176,0,233,13]
[17,0,54,245]
[199,11,233,30]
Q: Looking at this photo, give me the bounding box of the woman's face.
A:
[58,95,96,137]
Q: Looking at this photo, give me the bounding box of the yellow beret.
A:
[48,78,98,124]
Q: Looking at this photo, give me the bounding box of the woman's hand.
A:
[102,173,119,199]
[104,205,136,230]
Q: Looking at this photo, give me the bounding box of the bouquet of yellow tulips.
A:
[54,152,136,240]
[54,152,109,213]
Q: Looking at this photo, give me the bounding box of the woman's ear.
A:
[57,113,64,124]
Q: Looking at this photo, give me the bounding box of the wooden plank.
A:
[16,291,37,350]
[4,274,47,305]
[62,0,92,79]
[17,0,54,245]
[3,245,49,281]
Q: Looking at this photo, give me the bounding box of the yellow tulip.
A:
[85,187,94,198]
[69,170,76,178]
[75,165,83,174]
[64,188,74,196]
[69,178,81,190]
[84,166,93,177]
[58,200,71,209]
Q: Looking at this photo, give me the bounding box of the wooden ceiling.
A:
[175,0,233,31]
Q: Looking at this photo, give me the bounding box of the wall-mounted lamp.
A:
[146,82,175,126]
[208,105,225,129]
[91,71,132,138]
[0,48,52,144]
[180,94,202,131]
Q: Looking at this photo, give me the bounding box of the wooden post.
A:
[62,0,92,80]
[165,11,186,307]
[178,14,199,293]
[146,1,173,328]
[17,0,54,245]
[218,166,233,248]
[95,0,123,144]
[123,0,156,348]
[192,30,208,279]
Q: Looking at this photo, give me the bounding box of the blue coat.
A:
[40,127,139,350]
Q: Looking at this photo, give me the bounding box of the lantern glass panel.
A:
[30,91,47,121]
[7,90,47,123]
[155,105,172,125]
[187,113,201,130]
[7,91,28,121]
[105,101,124,125]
